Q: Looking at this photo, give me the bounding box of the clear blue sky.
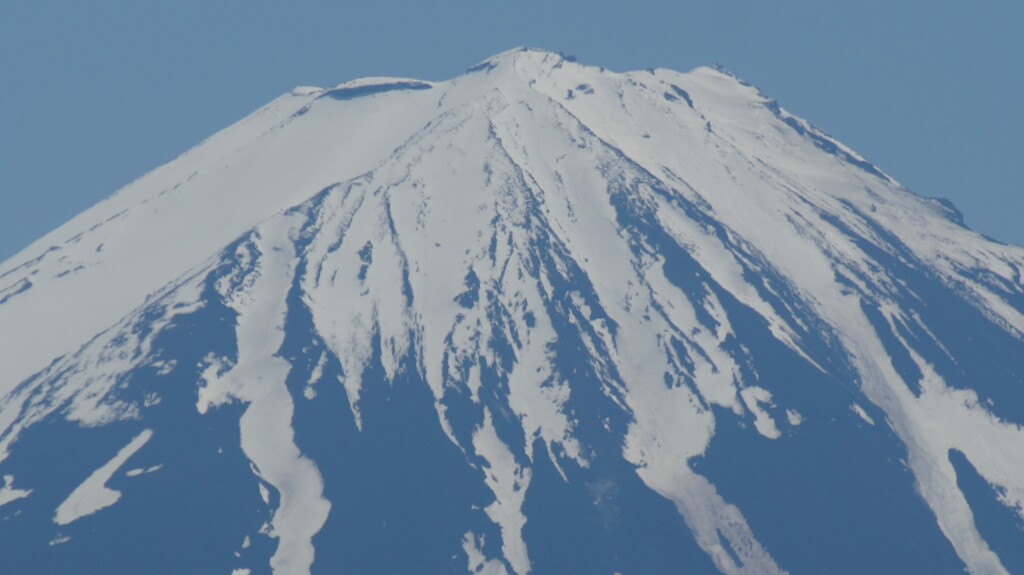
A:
[2,1,1022,262]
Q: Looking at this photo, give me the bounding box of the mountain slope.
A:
[1,48,1023,574]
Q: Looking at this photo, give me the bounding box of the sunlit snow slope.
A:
[2,48,1023,575]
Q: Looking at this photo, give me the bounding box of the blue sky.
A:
[2,1,1021,261]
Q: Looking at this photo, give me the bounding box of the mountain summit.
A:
[1,48,1023,574]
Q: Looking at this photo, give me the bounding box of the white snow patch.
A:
[501,280,586,471]
[850,403,875,426]
[472,408,532,575]
[143,392,162,408]
[0,74,441,408]
[0,475,32,507]
[152,359,177,376]
[125,464,163,478]
[614,297,785,574]
[54,429,153,525]
[740,387,781,439]
[303,352,328,400]
[785,409,804,426]
[462,531,511,575]
[197,214,330,575]
[0,277,205,466]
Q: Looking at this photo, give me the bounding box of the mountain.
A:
[1,48,1023,575]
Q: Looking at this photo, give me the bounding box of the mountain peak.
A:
[468,46,578,75]
[2,50,1024,575]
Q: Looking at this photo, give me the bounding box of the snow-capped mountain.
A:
[1,48,1023,574]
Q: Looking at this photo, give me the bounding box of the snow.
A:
[54,429,152,525]
[514,56,1024,573]
[0,267,206,465]
[850,404,875,426]
[197,213,331,575]
[472,408,532,575]
[0,66,445,405]
[124,464,163,478]
[462,531,511,575]
[740,387,782,439]
[785,409,804,426]
[0,474,31,507]
[2,48,1024,574]
[303,352,328,400]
